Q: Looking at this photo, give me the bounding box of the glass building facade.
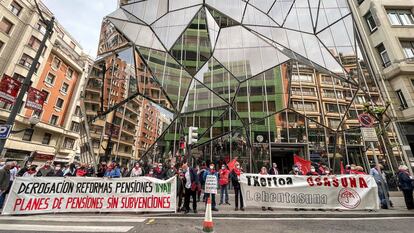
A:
[81,0,406,174]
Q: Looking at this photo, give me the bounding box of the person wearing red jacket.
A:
[354,166,367,175]
[219,164,230,205]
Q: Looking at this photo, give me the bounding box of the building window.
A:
[75,106,81,116]
[396,90,408,109]
[56,98,64,109]
[61,82,69,93]
[70,121,80,132]
[291,73,314,83]
[328,119,341,129]
[66,67,74,79]
[401,41,414,59]
[22,129,34,141]
[0,18,14,35]
[19,53,34,68]
[69,41,76,49]
[364,11,377,32]
[0,40,4,52]
[50,115,59,125]
[10,1,23,16]
[41,90,49,102]
[45,72,56,85]
[36,21,47,34]
[52,57,62,70]
[291,87,316,96]
[376,43,391,67]
[28,36,41,50]
[387,9,414,26]
[63,137,75,149]
[42,133,52,145]
[292,101,317,112]
[325,103,347,113]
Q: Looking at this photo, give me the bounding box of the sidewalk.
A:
[145,192,414,219]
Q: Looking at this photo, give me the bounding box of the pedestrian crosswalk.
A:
[0,215,147,232]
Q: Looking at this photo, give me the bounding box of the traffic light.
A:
[188,127,198,145]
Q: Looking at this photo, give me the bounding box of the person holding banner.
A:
[0,161,14,208]
[203,163,219,211]
[306,166,319,176]
[370,164,391,209]
[269,163,279,175]
[182,163,200,214]
[130,162,143,177]
[259,167,273,211]
[230,162,244,211]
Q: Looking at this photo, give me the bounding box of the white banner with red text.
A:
[2,176,176,215]
[240,174,379,210]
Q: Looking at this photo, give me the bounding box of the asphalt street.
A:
[0,215,413,233]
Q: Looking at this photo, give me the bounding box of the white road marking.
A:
[0,216,146,223]
[0,224,133,232]
[153,216,414,221]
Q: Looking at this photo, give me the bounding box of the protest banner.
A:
[2,176,176,215]
[0,75,21,104]
[25,87,47,111]
[240,174,379,210]
[204,175,217,194]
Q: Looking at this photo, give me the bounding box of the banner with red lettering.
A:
[0,75,21,104]
[240,174,379,210]
[2,176,176,215]
[25,87,47,111]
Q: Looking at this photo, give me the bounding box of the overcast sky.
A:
[42,0,118,58]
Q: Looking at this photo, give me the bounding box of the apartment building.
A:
[349,0,414,167]
[0,0,91,165]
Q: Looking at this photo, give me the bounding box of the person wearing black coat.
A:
[182,163,200,214]
[230,162,244,211]
[397,165,414,210]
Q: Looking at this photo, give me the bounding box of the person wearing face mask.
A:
[203,163,219,211]
[146,168,155,177]
[230,162,244,211]
[259,167,273,211]
[0,161,15,208]
[23,165,38,177]
[36,160,54,177]
[130,162,143,177]
[289,165,303,175]
[165,164,177,179]
[397,165,414,210]
[176,167,185,212]
[154,163,165,180]
[182,163,200,214]
[218,164,230,205]
[370,164,391,209]
[53,164,64,177]
[306,166,319,176]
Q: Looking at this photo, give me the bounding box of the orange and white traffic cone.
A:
[202,197,214,233]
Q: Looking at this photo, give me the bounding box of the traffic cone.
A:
[202,197,214,233]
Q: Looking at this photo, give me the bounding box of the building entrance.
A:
[271,143,307,174]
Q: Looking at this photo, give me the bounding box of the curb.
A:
[145,211,414,219]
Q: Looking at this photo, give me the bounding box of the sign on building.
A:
[25,87,47,111]
[361,127,378,142]
[0,125,12,139]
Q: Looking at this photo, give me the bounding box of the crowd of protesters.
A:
[0,158,412,212]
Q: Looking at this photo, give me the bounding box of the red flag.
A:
[227,158,237,171]
[0,74,21,104]
[293,155,311,175]
[340,161,345,175]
